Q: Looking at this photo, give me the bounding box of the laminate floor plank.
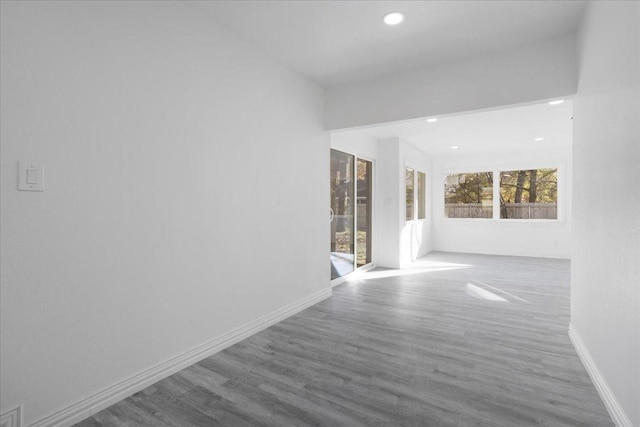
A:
[75,252,613,426]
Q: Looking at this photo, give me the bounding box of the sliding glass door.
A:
[356,158,372,267]
[330,150,354,279]
[330,150,372,280]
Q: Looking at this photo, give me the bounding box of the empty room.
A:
[1,1,638,427]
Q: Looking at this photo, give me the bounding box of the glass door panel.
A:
[330,150,354,279]
[356,158,372,267]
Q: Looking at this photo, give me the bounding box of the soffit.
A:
[189,0,586,88]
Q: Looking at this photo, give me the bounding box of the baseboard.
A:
[1,405,23,427]
[29,287,332,427]
[432,248,571,260]
[568,324,633,427]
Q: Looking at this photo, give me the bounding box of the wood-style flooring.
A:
[76,252,613,426]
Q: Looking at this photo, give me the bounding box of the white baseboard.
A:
[568,324,633,427]
[0,405,22,427]
[29,287,332,427]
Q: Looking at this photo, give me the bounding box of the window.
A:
[417,171,426,219]
[444,168,559,220]
[405,168,415,220]
[356,158,373,266]
[406,168,427,221]
[444,172,494,218]
[499,169,557,219]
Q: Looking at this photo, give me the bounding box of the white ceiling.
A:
[190,0,586,88]
[189,1,578,157]
[333,100,574,157]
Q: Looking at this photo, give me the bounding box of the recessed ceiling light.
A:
[450,146,459,150]
[535,137,545,141]
[427,117,438,123]
[383,12,404,26]
[549,100,564,105]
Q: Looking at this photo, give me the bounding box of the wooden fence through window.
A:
[445,203,557,219]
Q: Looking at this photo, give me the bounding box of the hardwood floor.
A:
[76,252,613,426]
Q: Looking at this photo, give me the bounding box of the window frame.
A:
[443,171,494,220]
[442,166,563,222]
[405,167,415,221]
[405,165,428,222]
[417,171,427,220]
[498,168,558,220]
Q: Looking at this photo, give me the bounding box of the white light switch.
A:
[26,169,38,184]
[18,162,44,191]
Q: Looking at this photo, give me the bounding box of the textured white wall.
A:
[0,1,327,425]
[330,132,378,161]
[431,148,573,258]
[572,1,640,425]
[374,138,432,269]
[375,139,402,268]
[399,141,433,266]
[326,35,578,130]
[331,132,432,268]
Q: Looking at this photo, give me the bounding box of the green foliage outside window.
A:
[499,169,557,219]
[444,169,558,219]
[406,168,415,221]
[444,172,493,218]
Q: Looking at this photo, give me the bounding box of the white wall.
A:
[432,148,572,258]
[375,138,432,268]
[572,1,640,426]
[375,139,402,268]
[330,131,378,161]
[0,1,328,425]
[326,35,577,130]
[399,141,433,266]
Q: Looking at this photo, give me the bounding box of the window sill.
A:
[442,217,566,224]
[405,218,429,223]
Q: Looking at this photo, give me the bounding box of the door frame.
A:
[330,149,375,287]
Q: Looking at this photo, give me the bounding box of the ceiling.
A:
[332,100,574,157]
[189,1,578,157]
[189,0,586,88]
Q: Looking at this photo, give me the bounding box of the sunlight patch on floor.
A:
[466,282,508,302]
[348,260,471,280]
[474,280,530,304]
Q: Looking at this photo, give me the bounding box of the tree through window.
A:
[499,169,557,219]
[444,172,493,218]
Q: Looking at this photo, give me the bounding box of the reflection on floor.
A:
[330,251,354,279]
[76,252,614,427]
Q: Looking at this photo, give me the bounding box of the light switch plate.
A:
[18,162,44,191]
